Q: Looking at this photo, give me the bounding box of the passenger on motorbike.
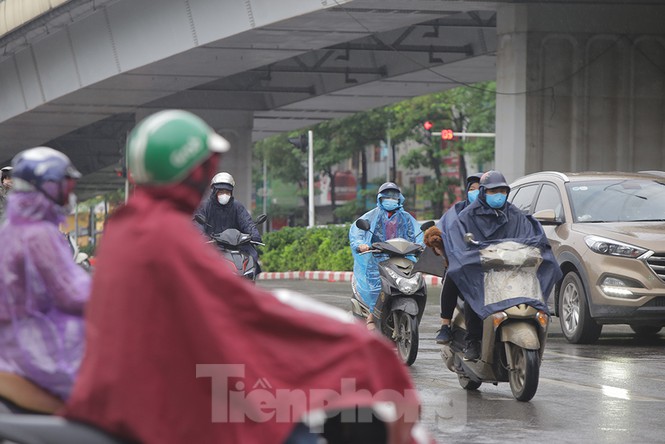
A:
[0,166,13,221]
[349,182,422,330]
[445,170,547,361]
[426,173,483,344]
[63,110,423,444]
[0,147,90,402]
[193,171,262,275]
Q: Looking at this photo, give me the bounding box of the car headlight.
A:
[584,235,648,258]
[385,268,421,295]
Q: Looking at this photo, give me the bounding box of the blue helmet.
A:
[12,147,82,205]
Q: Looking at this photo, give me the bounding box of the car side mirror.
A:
[533,209,561,225]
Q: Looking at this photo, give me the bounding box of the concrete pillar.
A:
[136,109,255,212]
[495,4,665,182]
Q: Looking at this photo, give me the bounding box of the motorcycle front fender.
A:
[391,297,419,317]
[499,322,540,350]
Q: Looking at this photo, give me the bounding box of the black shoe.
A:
[435,325,453,344]
[464,341,481,361]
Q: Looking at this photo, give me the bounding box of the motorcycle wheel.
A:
[457,375,481,391]
[508,344,540,402]
[395,312,419,366]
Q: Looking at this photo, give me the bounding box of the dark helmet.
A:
[11,147,82,205]
[479,170,510,192]
[1,166,12,182]
[378,182,401,195]
[466,172,483,185]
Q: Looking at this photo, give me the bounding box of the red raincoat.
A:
[63,185,424,444]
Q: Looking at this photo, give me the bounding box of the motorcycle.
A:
[0,403,409,444]
[65,233,91,272]
[194,214,267,281]
[350,219,428,366]
[440,233,550,402]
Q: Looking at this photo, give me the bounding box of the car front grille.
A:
[646,252,665,282]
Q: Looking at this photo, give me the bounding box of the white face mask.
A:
[217,194,231,205]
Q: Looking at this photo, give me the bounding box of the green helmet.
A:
[126,110,230,185]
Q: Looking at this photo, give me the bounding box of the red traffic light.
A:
[423,121,434,131]
[441,129,454,140]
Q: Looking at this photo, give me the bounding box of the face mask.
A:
[381,198,399,211]
[217,194,231,205]
[467,189,479,204]
[486,193,507,209]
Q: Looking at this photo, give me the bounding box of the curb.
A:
[258,271,443,286]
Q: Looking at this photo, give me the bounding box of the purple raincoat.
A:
[0,191,90,400]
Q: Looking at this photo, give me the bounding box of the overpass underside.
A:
[0,1,664,201]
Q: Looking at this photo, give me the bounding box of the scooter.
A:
[194,214,267,281]
[440,233,550,402]
[350,219,428,366]
[65,233,91,272]
[0,404,399,444]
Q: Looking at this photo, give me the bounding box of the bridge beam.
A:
[495,3,665,181]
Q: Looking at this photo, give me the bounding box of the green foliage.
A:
[260,225,353,272]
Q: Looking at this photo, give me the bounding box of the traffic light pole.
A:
[308,130,314,228]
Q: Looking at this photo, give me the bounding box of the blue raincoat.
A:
[349,197,422,311]
[0,191,90,399]
[443,198,562,319]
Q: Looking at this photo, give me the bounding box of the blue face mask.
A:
[381,198,400,211]
[467,189,479,204]
[486,193,507,209]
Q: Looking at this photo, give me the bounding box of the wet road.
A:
[258,279,665,444]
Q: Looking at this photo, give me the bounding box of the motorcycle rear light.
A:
[536,311,549,329]
[492,312,508,329]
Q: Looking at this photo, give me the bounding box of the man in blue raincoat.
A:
[443,171,562,360]
[349,182,422,330]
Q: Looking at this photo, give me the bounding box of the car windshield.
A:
[566,178,665,223]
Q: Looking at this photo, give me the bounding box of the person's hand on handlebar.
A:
[357,244,370,253]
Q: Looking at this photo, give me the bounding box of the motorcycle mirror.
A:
[255,214,268,225]
[194,214,213,229]
[420,220,435,231]
[464,232,480,246]
[355,219,371,231]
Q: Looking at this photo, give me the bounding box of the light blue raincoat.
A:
[349,194,422,311]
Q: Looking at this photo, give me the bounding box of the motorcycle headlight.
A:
[385,268,420,295]
[584,235,648,259]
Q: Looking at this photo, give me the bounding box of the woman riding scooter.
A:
[349,182,422,330]
[0,147,90,409]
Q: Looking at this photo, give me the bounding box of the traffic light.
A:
[422,121,433,145]
[441,129,454,140]
[287,134,308,152]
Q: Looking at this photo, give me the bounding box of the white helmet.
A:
[211,172,235,191]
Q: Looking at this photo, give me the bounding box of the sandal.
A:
[366,320,376,331]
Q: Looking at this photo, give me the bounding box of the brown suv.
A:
[509,171,665,343]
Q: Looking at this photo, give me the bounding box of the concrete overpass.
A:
[1,0,664,203]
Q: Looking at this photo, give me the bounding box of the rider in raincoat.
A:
[64,111,426,444]
[349,182,422,330]
[0,147,90,401]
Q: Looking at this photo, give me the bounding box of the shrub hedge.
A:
[260,225,354,272]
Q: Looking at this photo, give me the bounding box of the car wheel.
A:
[559,271,602,344]
[630,325,663,336]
